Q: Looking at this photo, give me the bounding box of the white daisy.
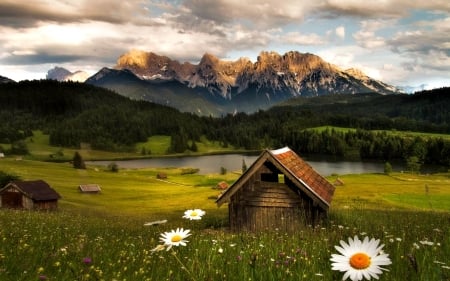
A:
[159,228,191,251]
[331,236,391,281]
[182,209,206,220]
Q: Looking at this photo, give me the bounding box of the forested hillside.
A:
[0,80,204,151]
[0,80,449,166]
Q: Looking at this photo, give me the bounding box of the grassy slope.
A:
[328,173,450,211]
[1,158,449,218]
[2,129,449,216]
[21,130,240,161]
[309,126,450,140]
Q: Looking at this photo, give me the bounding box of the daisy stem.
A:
[171,249,197,281]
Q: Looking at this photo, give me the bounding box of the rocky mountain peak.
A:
[112,49,398,101]
[47,66,72,81]
[199,53,220,66]
[116,50,177,80]
[46,66,89,82]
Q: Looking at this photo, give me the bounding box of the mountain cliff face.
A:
[116,50,398,97]
[87,50,400,115]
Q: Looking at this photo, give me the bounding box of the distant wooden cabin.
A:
[156,173,167,179]
[215,181,229,190]
[79,184,101,193]
[216,147,335,232]
[333,178,345,186]
[0,180,61,210]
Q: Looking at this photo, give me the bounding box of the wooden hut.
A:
[156,173,167,179]
[79,184,101,193]
[333,178,345,186]
[215,181,229,190]
[0,180,61,210]
[216,147,335,232]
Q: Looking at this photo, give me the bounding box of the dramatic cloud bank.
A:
[0,0,449,90]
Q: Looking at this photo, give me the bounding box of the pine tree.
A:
[73,151,86,169]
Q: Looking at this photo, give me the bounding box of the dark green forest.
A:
[1,80,449,166]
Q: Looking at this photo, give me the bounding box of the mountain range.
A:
[87,50,401,115]
[1,50,402,115]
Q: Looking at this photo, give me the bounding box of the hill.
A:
[0,80,199,152]
[0,81,449,166]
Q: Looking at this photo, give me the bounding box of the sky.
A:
[1,0,449,91]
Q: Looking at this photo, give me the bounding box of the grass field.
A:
[14,130,243,162]
[0,156,449,280]
[309,126,450,140]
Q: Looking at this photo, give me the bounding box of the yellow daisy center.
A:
[191,211,198,216]
[349,253,371,269]
[171,235,182,243]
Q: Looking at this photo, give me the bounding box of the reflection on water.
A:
[88,154,387,176]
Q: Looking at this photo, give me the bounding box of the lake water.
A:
[88,154,389,176]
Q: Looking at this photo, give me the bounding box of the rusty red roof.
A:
[269,147,335,206]
[216,147,335,210]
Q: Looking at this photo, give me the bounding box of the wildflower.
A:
[182,209,205,220]
[39,275,47,280]
[159,228,191,251]
[419,240,434,246]
[83,257,92,265]
[218,248,223,254]
[330,236,391,281]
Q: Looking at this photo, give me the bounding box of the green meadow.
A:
[12,130,243,162]
[0,155,449,280]
[309,126,450,140]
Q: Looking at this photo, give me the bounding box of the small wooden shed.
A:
[216,147,335,232]
[215,181,229,190]
[0,180,61,210]
[79,184,101,193]
[156,173,167,179]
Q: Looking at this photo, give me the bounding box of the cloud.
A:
[352,19,397,49]
[0,0,449,88]
[320,0,450,18]
[0,0,161,28]
[281,32,326,45]
[387,15,450,74]
[180,0,314,25]
[335,26,345,39]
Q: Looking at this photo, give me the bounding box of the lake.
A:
[87,154,391,176]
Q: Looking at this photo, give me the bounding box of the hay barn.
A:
[0,180,61,210]
[216,147,335,232]
[79,184,101,193]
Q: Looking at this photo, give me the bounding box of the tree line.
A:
[1,80,449,167]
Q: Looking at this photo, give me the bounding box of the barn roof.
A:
[79,184,101,193]
[216,147,335,210]
[1,180,61,201]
